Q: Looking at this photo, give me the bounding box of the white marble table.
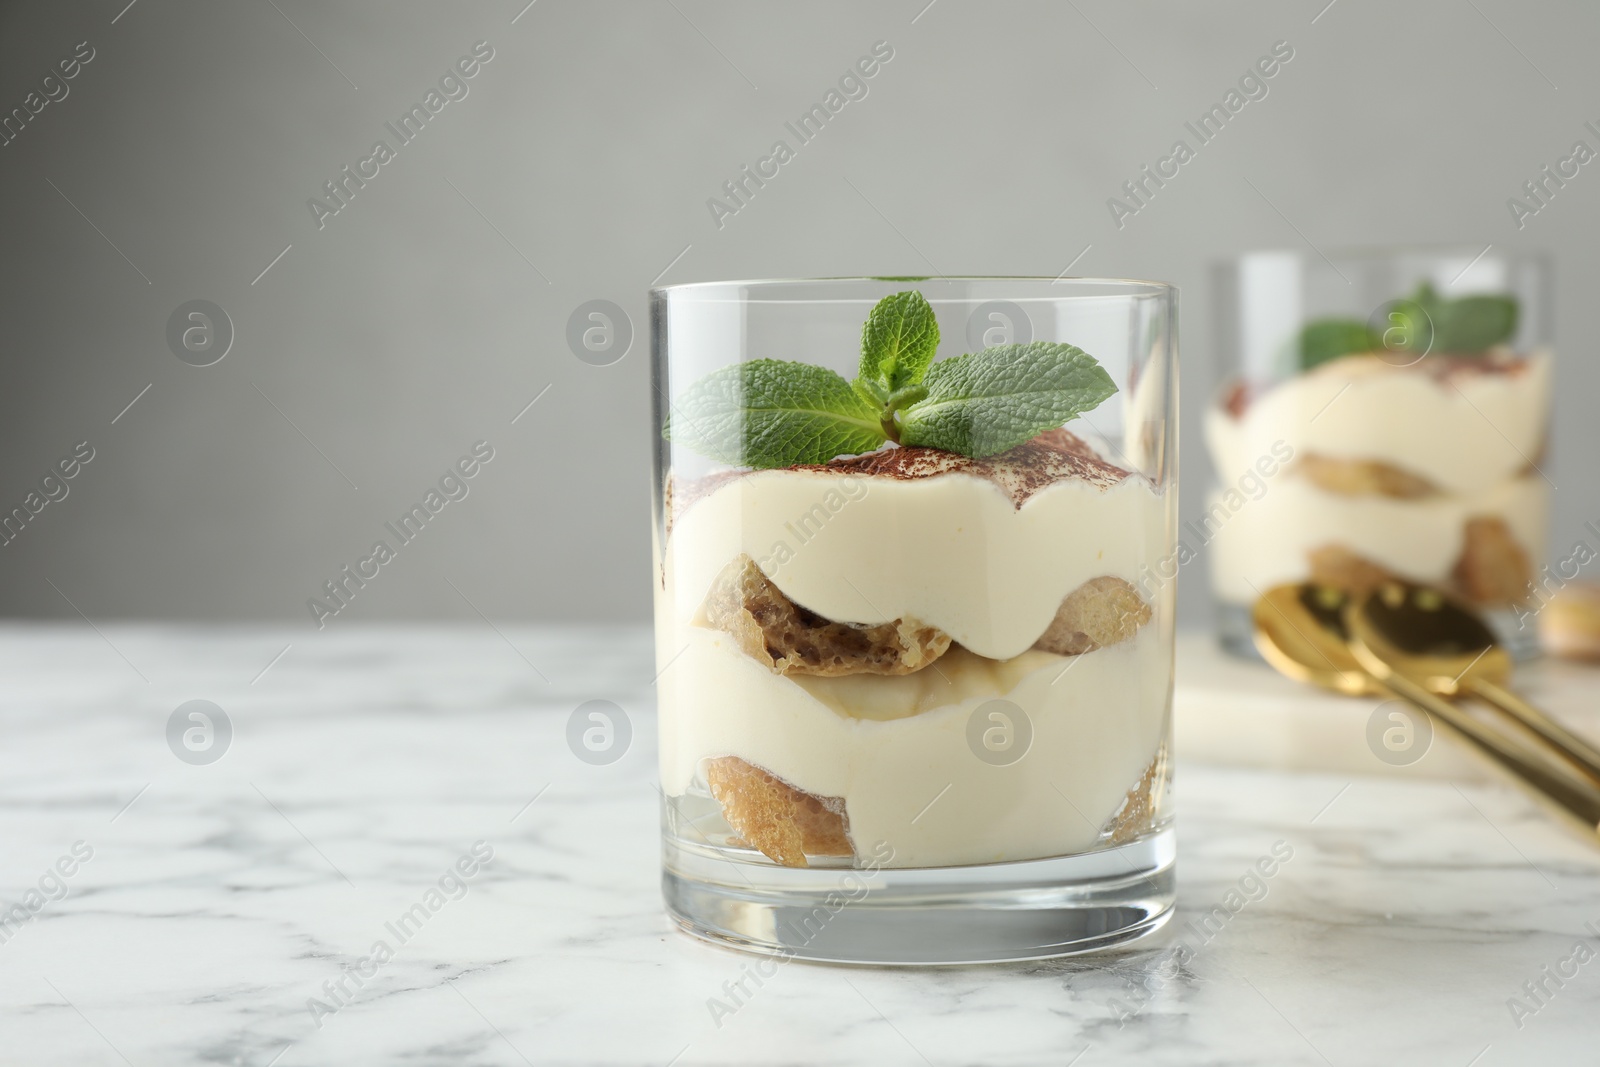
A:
[3,623,1598,1066]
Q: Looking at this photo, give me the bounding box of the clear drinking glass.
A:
[1207,249,1553,659]
[650,278,1178,963]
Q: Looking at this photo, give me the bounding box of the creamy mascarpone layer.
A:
[658,623,1170,867]
[1205,352,1551,495]
[1206,474,1550,603]
[662,469,1168,662]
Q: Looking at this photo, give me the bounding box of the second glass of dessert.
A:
[651,278,1178,964]
[1207,249,1552,658]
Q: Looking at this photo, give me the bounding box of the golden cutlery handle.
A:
[1376,670,1600,831]
[1465,676,1600,786]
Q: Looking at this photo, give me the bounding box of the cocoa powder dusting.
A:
[666,429,1135,533]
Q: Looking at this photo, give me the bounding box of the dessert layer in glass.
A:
[1206,351,1550,609]
[656,431,1170,869]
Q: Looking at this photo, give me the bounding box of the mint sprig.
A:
[663,290,1119,469]
[1296,281,1519,369]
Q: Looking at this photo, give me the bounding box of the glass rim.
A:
[650,275,1177,299]
[1217,245,1553,267]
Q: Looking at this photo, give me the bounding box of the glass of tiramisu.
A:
[1207,249,1552,658]
[651,278,1178,963]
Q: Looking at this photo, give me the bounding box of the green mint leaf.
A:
[1299,319,1376,370]
[859,290,940,392]
[1433,294,1517,353]
[898,342,1118,457]
[1411,280,1442,309]
[1392,283,1516,356]
[663,359,887,469]
[852,377,889,409]
[1376,297,1433,356]
[885,383,928,410]
[1404,282,1444,352]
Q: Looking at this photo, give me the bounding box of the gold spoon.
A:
[1346,580,1600,786]
[1251,582,1373,696]
[1252,582,1600,836]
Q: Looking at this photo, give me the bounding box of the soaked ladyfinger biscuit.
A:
[1452,516,1533,606]
[1542,583,1600,661]
[1104,747,1167,845]
[706,756,852,868]
[1298,454,1438,500]
[701,555,951,676]
[1032,576,1152,656]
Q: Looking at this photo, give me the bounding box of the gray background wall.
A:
[0,0,1595,629]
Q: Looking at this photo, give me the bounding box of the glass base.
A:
[1215,599,1543,662]
[663,827,1176,966]
[1216,601,1264,662]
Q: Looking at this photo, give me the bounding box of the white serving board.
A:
[1174,631,1600,783]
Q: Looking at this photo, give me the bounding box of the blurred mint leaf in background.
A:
[1433,293,1517,353]
[1298,319,1377,370]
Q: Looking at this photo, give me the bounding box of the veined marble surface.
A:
[2,623,1598,1066]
